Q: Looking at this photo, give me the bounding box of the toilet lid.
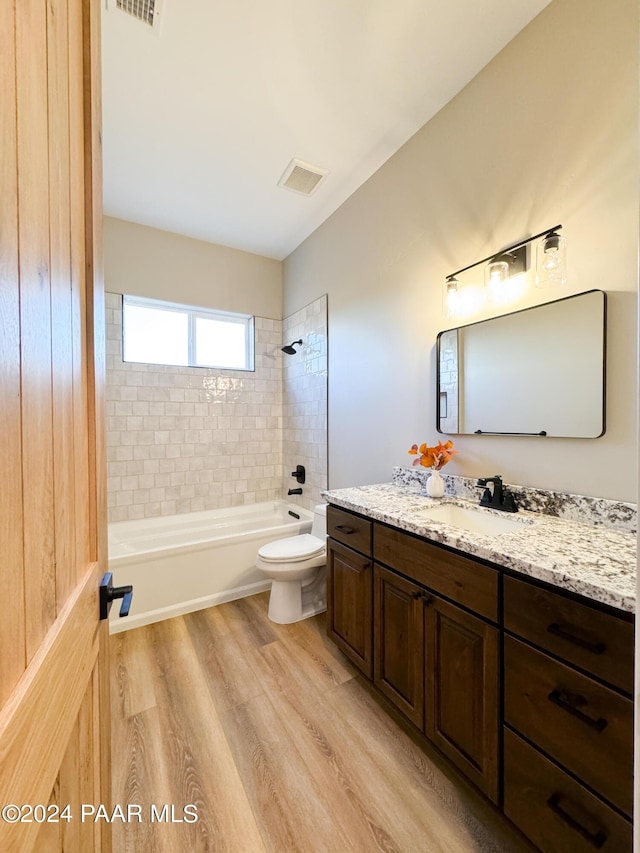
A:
[258,534,325,563]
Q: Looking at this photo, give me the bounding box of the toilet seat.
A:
[258,533,325,563]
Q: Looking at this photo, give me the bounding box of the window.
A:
[122,295,254,371]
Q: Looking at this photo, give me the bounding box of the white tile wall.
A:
[106,292,284,521]
[282,295,328,512]
[106,292,329,522]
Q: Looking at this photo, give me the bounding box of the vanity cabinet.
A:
[373,562,500,801]
[373,522,500,803]
[327,511,501,803]
[326,507,373,678]
[326,503,635,853]
[503,575,634,852]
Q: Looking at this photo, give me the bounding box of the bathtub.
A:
[107,501,313,633]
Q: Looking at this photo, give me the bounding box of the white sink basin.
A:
[419,503,532,536]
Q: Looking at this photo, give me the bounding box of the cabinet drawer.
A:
[504,728,631,853]
[504,575,634,695]
[374,524,498,621]
[327,505,372,555]
[504,636,633,816]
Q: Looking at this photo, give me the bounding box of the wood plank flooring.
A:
[111,593,533,852]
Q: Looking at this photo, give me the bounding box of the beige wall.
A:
[104,216,283,319]
[284,0,639,502]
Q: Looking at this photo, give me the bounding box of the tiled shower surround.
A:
[105,292,327,522]
[283,295,328,513]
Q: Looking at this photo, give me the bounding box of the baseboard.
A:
[108,579,272,634]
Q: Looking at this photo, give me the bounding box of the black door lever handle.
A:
[100,572,134,619]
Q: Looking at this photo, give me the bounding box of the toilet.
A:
[256,504,327,624]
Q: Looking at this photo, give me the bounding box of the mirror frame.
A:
[436,289,607,438]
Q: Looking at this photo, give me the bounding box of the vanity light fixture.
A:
[443,224,564,318]
[443,277,460,319]
[443,274,486,319]
[485,258,510,290]
[536,228,567,288]
[485,246,528,306]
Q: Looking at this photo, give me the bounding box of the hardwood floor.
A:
[111,593,533,852]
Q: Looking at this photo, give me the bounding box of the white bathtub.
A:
[107,501,313,633]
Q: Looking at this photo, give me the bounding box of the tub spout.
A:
[288,488,303,495]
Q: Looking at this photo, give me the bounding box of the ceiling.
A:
[101,0,551,261]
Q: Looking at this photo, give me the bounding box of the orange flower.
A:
[408,439,459,471]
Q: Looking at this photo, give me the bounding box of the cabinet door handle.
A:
[546,793,607,849]
[547,622,606,655]
[335,524,356,534]
[547,689,608,732]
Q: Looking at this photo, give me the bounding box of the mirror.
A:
[437,290,606,438]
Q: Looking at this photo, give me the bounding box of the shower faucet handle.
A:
[291,464,306,484]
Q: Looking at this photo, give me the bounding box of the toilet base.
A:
[267,568,327,624]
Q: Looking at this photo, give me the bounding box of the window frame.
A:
[122,294,255,372]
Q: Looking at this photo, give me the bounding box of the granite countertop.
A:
[322,483,637,614]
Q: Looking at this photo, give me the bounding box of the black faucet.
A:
[288,487,303,496]
[476,475,518,513]
[291,464,306,484]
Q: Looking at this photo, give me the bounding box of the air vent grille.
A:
[278,159,327,196]
[115,0,158,27]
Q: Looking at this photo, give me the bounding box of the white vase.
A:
[426,469,445,498]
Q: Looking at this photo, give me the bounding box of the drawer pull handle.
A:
[547,622,606,655]
[546,793,607,849]
[548,689,608,732]
[335,525,356,534]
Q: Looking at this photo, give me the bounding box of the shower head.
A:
[281,339,303,355]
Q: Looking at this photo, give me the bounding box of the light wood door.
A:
[0,1,109,851]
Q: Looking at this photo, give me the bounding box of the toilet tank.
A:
[311,503,327,539]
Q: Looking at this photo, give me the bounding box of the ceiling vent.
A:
[278,159,327,196]
[107,0,163,31]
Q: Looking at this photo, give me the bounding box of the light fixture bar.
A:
[447,224,562,281]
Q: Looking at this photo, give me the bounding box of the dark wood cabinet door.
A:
[373,565,425,728]
[327,539,373,677]
[424,597,499,803]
